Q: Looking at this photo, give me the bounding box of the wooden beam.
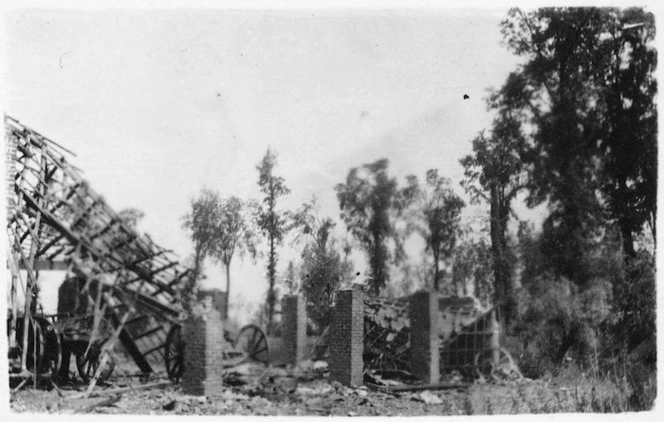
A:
[17,259,69,271]
[103,297,153,375]
[36,233,66,257]
[151,269,190,297]
[132,325,164,340]
[142,343,165,357]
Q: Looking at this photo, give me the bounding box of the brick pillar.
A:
[329,289,364,387]
[409,291,441,384]
[281,295,307,365]
[182,309,225,396]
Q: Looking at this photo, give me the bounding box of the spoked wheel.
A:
[474,347,522,382]
[76,341,115,384]
[235,324,269,364]
[165,324,184,382]
[34,317,62,379]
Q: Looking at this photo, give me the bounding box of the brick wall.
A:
[281,295,307,365]
[182,309,225,396]
[329,289,364,387]
[409,291,441,384]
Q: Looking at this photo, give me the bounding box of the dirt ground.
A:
[8,336,637,416]
[9,377,464,416]
[8,366,632,416]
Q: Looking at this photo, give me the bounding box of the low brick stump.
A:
[329,289,364,387]
[282,295,307,365]
[182,308,225,396]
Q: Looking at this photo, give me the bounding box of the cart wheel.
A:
[35,317,62,378]
[235,324,269,364]
[474,347,522,381]
[76,343,115,384]
[165,324,184,382]
[15,317,45,373]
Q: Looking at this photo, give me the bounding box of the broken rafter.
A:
[129,249,167,267]
[35,232,66,257]
[18,259,69,271]
[152,269,191,297]
[7,116,194,376]
[122,262,178,293]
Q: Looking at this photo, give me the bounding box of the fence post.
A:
[329,289,364,387]
[409,290,441,384]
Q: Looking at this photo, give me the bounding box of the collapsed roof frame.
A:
[6,115,193,377]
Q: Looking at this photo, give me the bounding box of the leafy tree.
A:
[294,199,354,328]
[256,148,292,334]
[460,114,526,321]
[335,158,412,295]
[452,237,494,307]
[611,249,655,354]
[210,196,257,319]
[182,189,219,285]
[182,191,257,319]
[514,225,618,369]
[494,8,657,364]
[407,169,465,291]
[282,260,299,296]
[498,7,656,280]
[595,10,657,256]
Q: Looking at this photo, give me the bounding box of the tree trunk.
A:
[267,235,276,335]
[618,178,636,258]
[554,331,576,365]
[224,261,231,320]
[490,185,513,325]
[433,250,440,291]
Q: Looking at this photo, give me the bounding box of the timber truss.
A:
[5,115,193,376]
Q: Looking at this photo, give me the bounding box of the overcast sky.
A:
[5,6,543,321]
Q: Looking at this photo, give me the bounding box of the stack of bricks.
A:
[329,289,364,387]
[182,308,225,396]
[409,290,442,384]
[281,295,307,365]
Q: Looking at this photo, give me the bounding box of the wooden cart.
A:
[8,312,117,384]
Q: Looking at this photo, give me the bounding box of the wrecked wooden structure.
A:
[309,288,522,387]
[5,115,194,385]
[6,116,272,389]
